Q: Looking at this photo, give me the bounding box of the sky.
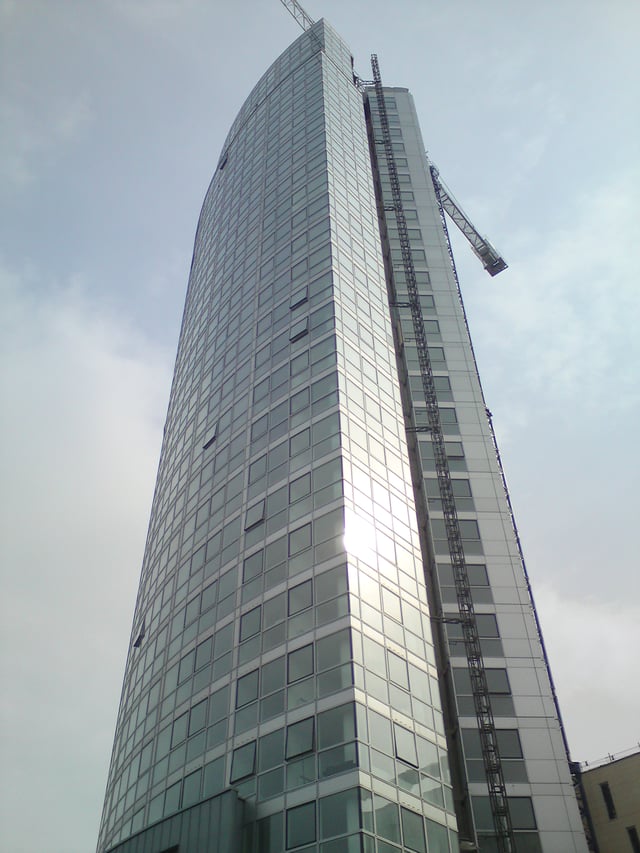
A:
[1,1,639,851]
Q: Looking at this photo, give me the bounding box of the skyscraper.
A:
[97,19,587,853]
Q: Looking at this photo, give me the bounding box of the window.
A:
[245,500,265,530]
[289,523,311,556]
[509,797,537,830]
[258,728,285,772]
[401,807,426,853]
[290,286,308,309]
[240,606,261,641]
[188,699,207,736]
[230,741,256,783]
[289,472,311,503]
[627,826,640,853]
[394,723,418,767]
[439,407,457,424]
[485,669,511,695]
[203,422,217,450]
[243,550,263,582]
[387,651,409,689]
[290,318,308,342]
[600,781,617,819]
[453,667,514,715]
[287,644,313,682]
[375,794,401,844]
[317,703,355,749]
[473,796,536,831]
[459,519,480,539]
[286,717,314,759]
[316,628,351,671]
[287,802,316,848]
[288,579,312,615]
[319,788,359,840]
[171,712,188,747]
[290,427,310,456]
[236,669,259,707]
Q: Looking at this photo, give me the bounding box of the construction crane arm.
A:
[430,165,508,276]
[279,0,315,31]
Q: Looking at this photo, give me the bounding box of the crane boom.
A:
[279,0,315,31]
[430,165,508,276]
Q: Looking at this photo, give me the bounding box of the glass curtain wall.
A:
[98,21,456,853]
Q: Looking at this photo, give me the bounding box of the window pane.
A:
[509,796,537,830]
[236,669,259,707]
[368,709,393,755]
[401,807,426,853]
[259,728,285,772]
[288,644,314,682]
[387,651,409,689]
[286,717,314,759]
[318,742,357,778]
[289,523,312,556]
[258,813,284,853]
[287,801,316,848]
[315,564,347,602]
[319,788,359,839]
[425,818,449,853]
[316,628,351,671]
[374,794,400,844]
[317,702,355,749]
[189,699,207,735]
[394,723,418,766]
[240,606,261,641]
[261,656,286,696]
[289,580,312,615]
[230,741,256,782]
[209,685,229,723]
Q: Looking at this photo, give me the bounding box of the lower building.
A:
[577,749,640,853]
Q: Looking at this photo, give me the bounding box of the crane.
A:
[279,0,315,30]
[279,0,508,279]
[430,165,507,276]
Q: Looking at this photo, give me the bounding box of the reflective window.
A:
[287,644,313,682]
[287,802,316,848]
[286,717,314,759]
[230,741,256,783]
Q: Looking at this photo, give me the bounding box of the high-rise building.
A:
[97,19,588,853]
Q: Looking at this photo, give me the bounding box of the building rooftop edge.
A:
[579,744,640,771]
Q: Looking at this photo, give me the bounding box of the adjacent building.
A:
[577,749,640,853]
[97,19,588,853]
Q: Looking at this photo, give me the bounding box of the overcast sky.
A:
[1,1,639,851]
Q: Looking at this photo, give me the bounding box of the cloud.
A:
[0,2,95,191]
[0,263,172,852]
[534,583,640,762]
[0,87,93,190]
[109,0,206,29]
[468,168,640,415]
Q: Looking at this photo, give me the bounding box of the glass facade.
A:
[97,19,587,853]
